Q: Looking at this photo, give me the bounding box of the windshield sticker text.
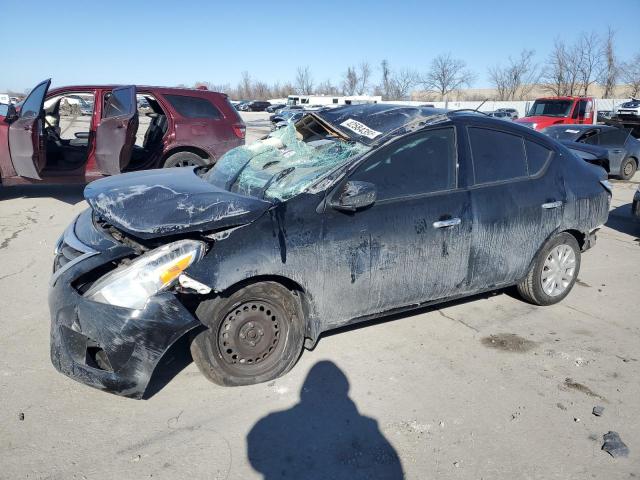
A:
[340,119,382,139]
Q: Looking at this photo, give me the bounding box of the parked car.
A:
[542,124,639,180]
[597,110,613,123]
[616,99,640,118]
[270,110,306,130]
[516,96,595,130]
[633,185,640,220]
[485,111,512,120]
[49,104,610,398]
[495,107,519,120]
[266,103,286,113]
[238,101,271,112]
[0,79,245,185]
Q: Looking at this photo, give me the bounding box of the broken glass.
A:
[205,123,369,201]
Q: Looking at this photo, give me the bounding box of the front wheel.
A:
[619,156,637,181]
[190,282,305,386]
[517,232,581,306]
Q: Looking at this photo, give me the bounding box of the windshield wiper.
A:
[259,167,296,199]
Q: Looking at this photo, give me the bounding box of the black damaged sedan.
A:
[50,105,611,398]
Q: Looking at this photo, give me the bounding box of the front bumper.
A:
[49,211,202,398]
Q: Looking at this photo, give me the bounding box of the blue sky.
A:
[3,0,639,92]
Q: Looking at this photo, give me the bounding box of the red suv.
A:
[0,79,245,185]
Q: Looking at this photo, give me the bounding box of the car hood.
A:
[84,167,273,239]
[560,140,608,159]
[516,116,568,129]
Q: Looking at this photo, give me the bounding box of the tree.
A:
[357,62,371,95]
[577,32,603,96]
[316,79,340,95]
[342,66,359,95]
[488,49,539,100]
[621,53,640,98]
[422,53,475,100]
[598,27,618,98]
[295,66,314,95]
[380,59,392,99]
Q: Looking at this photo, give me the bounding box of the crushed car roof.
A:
[313,104,449,146]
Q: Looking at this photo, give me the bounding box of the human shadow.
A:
[606,203,640,238]
[247,361,404,480]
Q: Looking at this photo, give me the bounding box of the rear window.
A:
[164,94,222,119]
[469,127,527,184]
[525,140,552,175]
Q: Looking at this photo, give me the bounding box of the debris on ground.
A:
[593,406,605,417]
[602,431,629,458]
[17,412,24,421]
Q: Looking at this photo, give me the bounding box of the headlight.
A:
[84,239,206,310]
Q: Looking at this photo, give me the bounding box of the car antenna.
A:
[474,98,489,112]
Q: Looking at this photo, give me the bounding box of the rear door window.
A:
[352,127,456,200]
[103,87,135,118]
[468,127,527,184]
[525,140,553,176]
[164,94,222,119]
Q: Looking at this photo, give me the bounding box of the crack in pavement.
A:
[438,309,479,332]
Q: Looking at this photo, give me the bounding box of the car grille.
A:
[53,241,84,273]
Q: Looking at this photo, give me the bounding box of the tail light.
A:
[232,123,246,139]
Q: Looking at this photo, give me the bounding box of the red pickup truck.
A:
[516,96,595,131]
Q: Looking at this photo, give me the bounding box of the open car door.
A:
[95,85,138,175]
[8,79,51,179]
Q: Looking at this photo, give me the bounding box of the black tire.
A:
[517,232,581,306]
[190,282,305,386]
[163,152,208,168]
[619,156,637,181]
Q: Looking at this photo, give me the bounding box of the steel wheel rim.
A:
[218,300,283,367]
[541,244,576,297]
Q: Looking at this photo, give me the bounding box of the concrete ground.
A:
[0,114,639,479]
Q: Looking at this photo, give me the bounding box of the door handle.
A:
[542,201,563,209]
[611,149,623,154]
[433,217,461,229]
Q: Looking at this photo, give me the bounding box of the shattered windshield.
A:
[204,123,369,201]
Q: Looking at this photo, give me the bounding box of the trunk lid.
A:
[84,167,272,239]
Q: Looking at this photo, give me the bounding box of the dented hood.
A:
[84,167,272,239]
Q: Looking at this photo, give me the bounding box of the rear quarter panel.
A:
[559,148,610,233]
[161,92,244,162]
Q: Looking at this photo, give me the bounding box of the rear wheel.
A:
[190,282,305,386]
[619,156,637,181]
[163,151,208,168]
[517,232,581,306]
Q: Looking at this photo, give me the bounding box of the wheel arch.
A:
[518,227,586,285]
[161,146,212,165]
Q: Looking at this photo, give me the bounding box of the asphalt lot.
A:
[1,112,639,479]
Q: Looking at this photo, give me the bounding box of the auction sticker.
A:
[340,119,382,139]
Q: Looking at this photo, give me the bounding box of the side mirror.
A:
[5,104,18,122]
[331,181,377,212]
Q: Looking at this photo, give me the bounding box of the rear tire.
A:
[517,232,581,306]
[619,156,637,181]
[190,282,305,386]
[163,152,208,168]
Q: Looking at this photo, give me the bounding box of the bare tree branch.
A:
[422,53,475,100]
[295,66,314,95]
[621,52,640,98]
[598,27,618,98]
